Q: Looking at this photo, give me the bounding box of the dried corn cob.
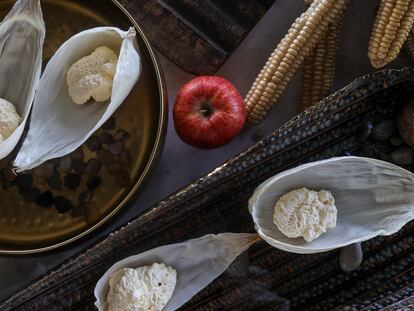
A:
[245,0,348,124]
[300,9,344,110]
[368,0,414,68]
[406,28,414,61]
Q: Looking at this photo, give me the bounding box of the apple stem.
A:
[200,102,214,118]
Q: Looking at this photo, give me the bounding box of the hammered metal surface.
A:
[1,68,413,310]
[0,0,166,253]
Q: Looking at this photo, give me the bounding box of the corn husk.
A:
[94,233,259,311]
[14,26,141,171]
[249,156,414,254]
[0,0,44,160]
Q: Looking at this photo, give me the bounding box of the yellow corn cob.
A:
[368,0,414,68]
[406,29,414,61]
[300,10,344,111]
[245,0,348,124]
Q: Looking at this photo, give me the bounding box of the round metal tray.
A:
[0,0,167,254]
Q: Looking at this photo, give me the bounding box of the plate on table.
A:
[0,0,167,254]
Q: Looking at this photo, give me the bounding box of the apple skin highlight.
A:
[173,76,247,149]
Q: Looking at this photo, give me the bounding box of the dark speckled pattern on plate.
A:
[1,68,414,310]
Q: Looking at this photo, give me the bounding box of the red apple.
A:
[173,76,247,149]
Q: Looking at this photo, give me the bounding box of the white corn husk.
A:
[94,233,259,311]
[0,0,44,160]
[14,26,141,171]
[249,156,414,254]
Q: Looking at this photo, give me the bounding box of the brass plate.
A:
[0,0,167,254]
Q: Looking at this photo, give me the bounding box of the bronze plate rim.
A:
[0,0,168,255]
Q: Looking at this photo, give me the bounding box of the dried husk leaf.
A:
[0,0,44,160]
[14,27,141,172]
[94,233,259,311]
[249,157,414,254]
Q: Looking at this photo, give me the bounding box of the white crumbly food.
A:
[107,263,177,311]
[66,46,118,105]
[0,98,21,142]
[273,187,337,242]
